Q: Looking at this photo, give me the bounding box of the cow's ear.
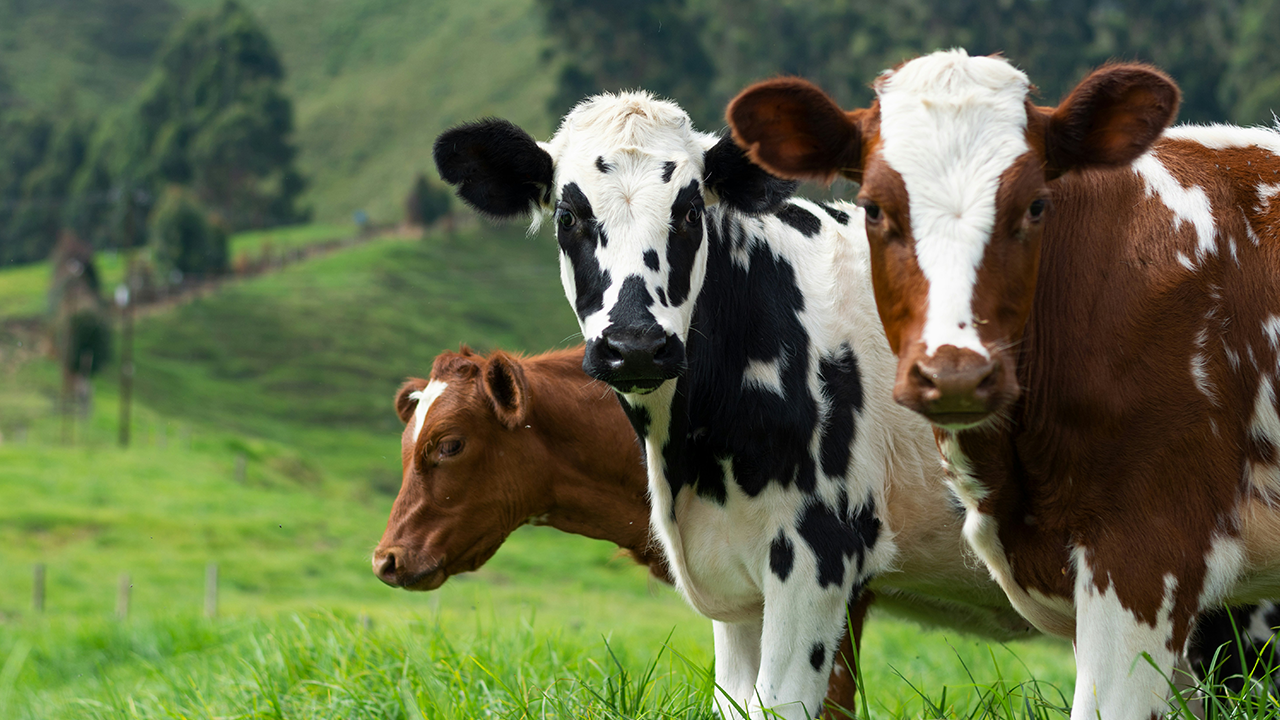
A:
[1044,63,1179,180]
[482,352,528,429]
[727,77,867,184]
[395,378,430,424]
[433,118,554,219]
[703,134,799,214]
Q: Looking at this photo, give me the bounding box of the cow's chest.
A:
[938,433,1078,637]
[668,485,775,620]
[646,453,830,623]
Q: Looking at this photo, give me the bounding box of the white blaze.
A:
[409,380,449,442]
[876,50,1032,357]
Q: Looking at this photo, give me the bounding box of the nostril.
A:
[650,335,672,360]
[377,551,398,579]
[599,337,626,365]
[910,362,939,398]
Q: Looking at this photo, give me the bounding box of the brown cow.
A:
[728,49,1280,719]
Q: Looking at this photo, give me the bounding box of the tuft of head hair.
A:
[876,49,1030,107]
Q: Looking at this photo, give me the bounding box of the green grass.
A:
[0,253,125,320]
[129,223,577,473]
[0,261,52,319]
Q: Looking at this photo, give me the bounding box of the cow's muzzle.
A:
[372,545,447,591]
[893,345,1015,429]
[584,327,685,393]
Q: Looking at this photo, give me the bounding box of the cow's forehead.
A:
[543,91,711,211]
[874,50,1032,355]
[875,50,1032,225]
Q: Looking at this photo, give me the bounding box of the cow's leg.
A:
[713,618,763,719]
[751,576,857,719]
[822,591,874,719]
[1070,558,1184,720]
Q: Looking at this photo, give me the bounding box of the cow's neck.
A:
[522,355,669,582]
[541,466,669,582]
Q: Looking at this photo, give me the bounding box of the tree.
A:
[694,0,1241,123]
[0,110,98,265]
[536,0,718,126]
[149,187,229,278]
[404,173,451,229]
[1223,0,1280,124]
[129,0,307,231]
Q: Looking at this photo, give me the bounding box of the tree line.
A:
[538,0,1280,131]
[0,0,306,272]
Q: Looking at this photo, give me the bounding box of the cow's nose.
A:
[894,346,1004,428]
[373,547,402,587]
[601,329,668,369]
[584,328,685,390]
[911,356,999,409]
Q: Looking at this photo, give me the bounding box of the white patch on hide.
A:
[1249,376,1280,501]
[1133,152,1218,261]
[1071,548,1179,720]
[742,356,785,395]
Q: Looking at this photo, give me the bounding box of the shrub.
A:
[149,187,228,277]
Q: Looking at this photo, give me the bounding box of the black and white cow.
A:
[430,93,1280,718]
[433,92,1029,719]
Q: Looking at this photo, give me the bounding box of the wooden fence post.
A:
[116,573,131,619]
[205,563,218,618]
[32,564,45,613]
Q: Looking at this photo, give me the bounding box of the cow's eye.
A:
[685,206,701,224]
[1027,198,1047,222]
[438,438,464,458]
[557,210,576,229]
[859,200,882,223]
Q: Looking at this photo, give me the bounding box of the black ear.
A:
[433,118,554,219]
[703,134,799,214]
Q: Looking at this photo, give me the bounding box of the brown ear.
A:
[482,352,527,429]
[727,77,867,183]
[395,378,430,423]
[1045,63,1180,179]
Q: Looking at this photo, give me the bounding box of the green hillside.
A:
[0,0,178,113]
[0,0,557,225]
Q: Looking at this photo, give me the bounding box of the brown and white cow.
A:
[728,50,1280,719]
